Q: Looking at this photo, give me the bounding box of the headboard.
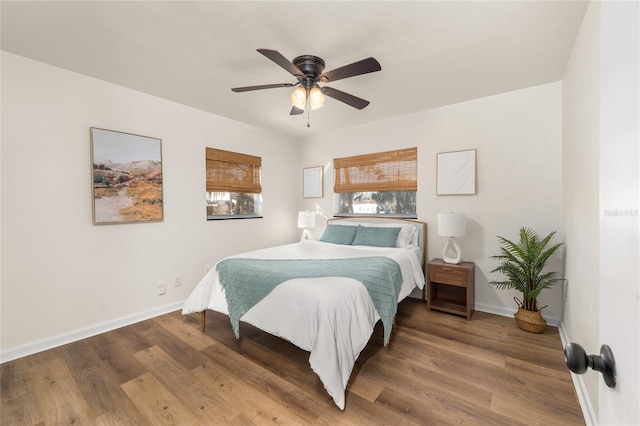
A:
[327,216,427,268]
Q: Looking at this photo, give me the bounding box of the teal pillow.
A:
[352,225,401,247]
[319,224,357,245]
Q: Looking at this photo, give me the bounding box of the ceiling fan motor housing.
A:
[292,55,326,78]
[293,55,326,88]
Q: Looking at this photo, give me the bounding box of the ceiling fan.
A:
[231,49,381,116]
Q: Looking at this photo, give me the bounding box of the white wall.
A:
[562,1,601,422]
[0,53,567,362]
[300,82,565,323]
[0,52,299,360]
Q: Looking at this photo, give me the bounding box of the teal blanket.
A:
[216,257,403,346]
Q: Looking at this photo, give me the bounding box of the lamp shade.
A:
[290,87,307,109]
[437,212,466,237]
[297,211,317,228]
[309,87,326,110]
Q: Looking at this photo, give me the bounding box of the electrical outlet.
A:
[157,282,167,295]
[174,275,182,288]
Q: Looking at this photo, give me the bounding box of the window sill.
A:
[207,215,263,221]
[334,213,417,219]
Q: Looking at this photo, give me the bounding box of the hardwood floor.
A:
[1,299,584,425]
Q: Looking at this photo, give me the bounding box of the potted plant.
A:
[489,227,564,333]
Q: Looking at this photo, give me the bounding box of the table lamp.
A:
[297,211,316,241]
[438,212,466,264]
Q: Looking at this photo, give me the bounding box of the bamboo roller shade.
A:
[206,148,262,193]
[334,147,417,193]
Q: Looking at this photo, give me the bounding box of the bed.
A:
[182,217,426,409]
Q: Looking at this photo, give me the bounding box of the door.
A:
[598,2,639,424]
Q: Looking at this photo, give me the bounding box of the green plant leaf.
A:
[489,227,564,312]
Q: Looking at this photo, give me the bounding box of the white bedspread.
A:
[181,240,425,409]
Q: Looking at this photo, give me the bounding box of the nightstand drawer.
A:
[431,267,466,286]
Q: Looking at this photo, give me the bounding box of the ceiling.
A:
[1,1,588,138]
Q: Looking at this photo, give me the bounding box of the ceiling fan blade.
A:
[231,83,295,93]
[321,87,370,110]
[290,106,304,115]
[319,57,381,83]
[257,49,305,79]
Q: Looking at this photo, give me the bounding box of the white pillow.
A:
[328,220,418,248]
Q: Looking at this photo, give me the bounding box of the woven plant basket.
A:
[513,297,547,333]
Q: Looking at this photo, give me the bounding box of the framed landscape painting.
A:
[90,128,164,224]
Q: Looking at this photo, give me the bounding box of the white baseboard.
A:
[474,302,515,319]
[557,323,597,426]
[474,302,561,326]
[0,301,184,364]
[408,287,424,300]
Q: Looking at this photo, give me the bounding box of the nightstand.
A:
[427,258,475,320]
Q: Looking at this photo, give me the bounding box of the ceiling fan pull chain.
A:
[307,110,311,128]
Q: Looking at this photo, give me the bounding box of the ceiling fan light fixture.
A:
[309,86,326,110]
[290,86,307,109]
[233,49,381,122]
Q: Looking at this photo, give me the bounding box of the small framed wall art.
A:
[90,127,164,224]
[437,149,477,195]
[303,166,323,198]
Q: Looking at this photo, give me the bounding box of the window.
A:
[206,147,262,219]
[334,147,417,217]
